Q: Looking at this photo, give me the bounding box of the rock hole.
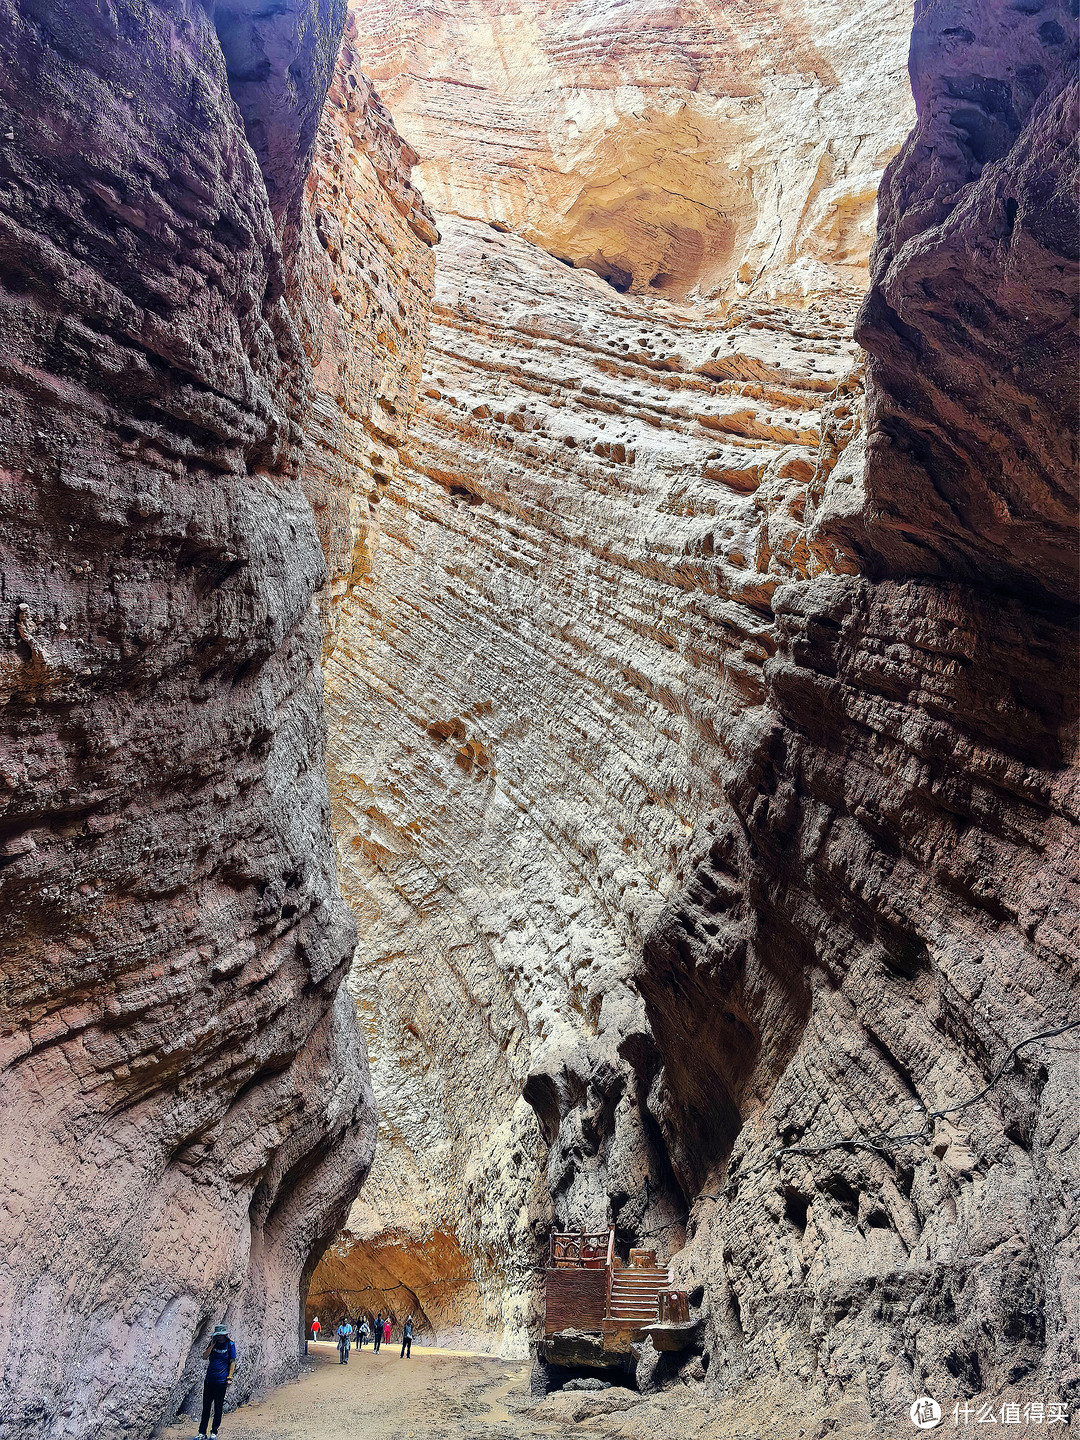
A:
[784,1189,810,1234]
[1037,19,1067,42]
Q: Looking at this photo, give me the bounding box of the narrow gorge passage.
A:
[309,0,1080,1423]
[309,0,921,1362]
[0,0,1076,1437]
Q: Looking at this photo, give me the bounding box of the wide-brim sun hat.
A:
[212,1324,229,1336]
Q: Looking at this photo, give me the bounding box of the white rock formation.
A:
[350,0,914,299]
[318,211,875,1351]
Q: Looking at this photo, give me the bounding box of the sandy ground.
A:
[158,1340,933,1440]
[160,1342,567,1440]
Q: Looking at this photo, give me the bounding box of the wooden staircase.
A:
[607,1263,670,1328]
[543,1231,671,1354]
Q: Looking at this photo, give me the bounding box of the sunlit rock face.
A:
[349,0,914,299]
[321,0,1077,1410]
[640,0,1079,1415]
[0,1,407,1433]
[298,11,438,657]
[317,210,873,1353]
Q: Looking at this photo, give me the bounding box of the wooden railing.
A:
[544,1229,615,1336]
[549,1229,611,1270]
[603,1227,615,1321]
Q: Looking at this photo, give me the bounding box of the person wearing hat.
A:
[196,1324,236,1439]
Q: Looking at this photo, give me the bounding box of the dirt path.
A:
[160,1340,856,1440]
[161,1342,569,1440]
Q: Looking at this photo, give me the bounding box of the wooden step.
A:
[608,1265,670,1330]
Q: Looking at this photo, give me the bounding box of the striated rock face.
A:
[313,208,875,1352]
[350,0,914,300]
[640,0,1079,1415]
[0,0,400,1433]
[298,11,437,656]
[316,0,1078,1413]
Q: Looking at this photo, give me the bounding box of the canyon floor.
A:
[157,1342,908,1440]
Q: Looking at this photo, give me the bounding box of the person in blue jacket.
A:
[196,1324,236,1439]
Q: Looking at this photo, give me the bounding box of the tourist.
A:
[336,1318,353,1363]
[383,1315,391,1347]
[357,1318,370,1349]
[400,1315,413,1359]
[373,1313,382,1352]
[196,1324,235,1440]
[311,1315,321,1343]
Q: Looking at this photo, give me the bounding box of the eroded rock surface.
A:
[641,0,1079,1415]
[314,211,874,1352]
[350,0,915,299]
[298,11,437,656]
[0,0,390,1433]
[316,0,1078,1415]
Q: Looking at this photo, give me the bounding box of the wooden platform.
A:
[542,1231,671,1357]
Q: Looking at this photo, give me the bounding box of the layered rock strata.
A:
[315,211,872,1352]
[315,0,1078,1415]
[0,1,417,1433]
[350,0,914,299]
[298,11,438,656]
[640,0,1080,1414]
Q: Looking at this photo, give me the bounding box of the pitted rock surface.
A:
[312,211,873,1353]
[314,0,1078,1414]
[640,0,1079,1419]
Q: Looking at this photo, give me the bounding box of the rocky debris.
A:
[541,1329,625,1371]
[349,0,914,300]
[639,0,1079,1422]
[0,0,388,1433]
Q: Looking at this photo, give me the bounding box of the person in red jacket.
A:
[311,1316,321,1343]
[383,1316,391,1346]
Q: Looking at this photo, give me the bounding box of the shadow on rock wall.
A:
[638,0,1078,1416]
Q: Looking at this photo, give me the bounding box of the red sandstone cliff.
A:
[0,0,394,1432]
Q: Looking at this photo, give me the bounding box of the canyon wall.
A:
[0,1,409,1433]
[315,0,1078,1416]
[316,218,875,1342]
[312,215,888,1349]
[641,0,1079,1413]
[350,0,915,300]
